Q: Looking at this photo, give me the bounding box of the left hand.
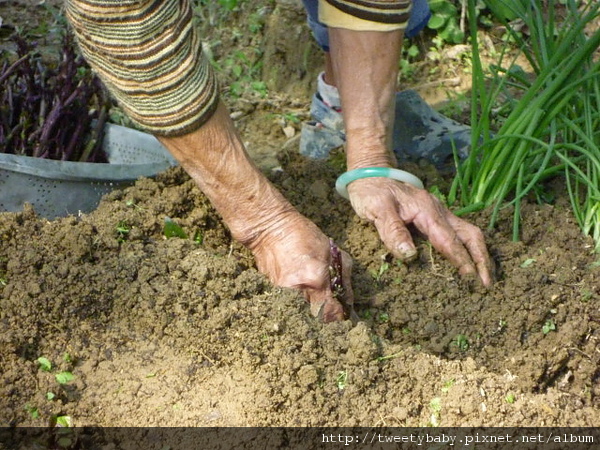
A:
[347,176,493,287]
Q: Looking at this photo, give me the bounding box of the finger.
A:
[372,215,418,261]
[414,212,479,278]
[446,214,494,287]
[307,289,345,322]
[275,256,345,322]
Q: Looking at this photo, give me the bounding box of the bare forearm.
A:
[328,28,404,170]
[158,102,296,246]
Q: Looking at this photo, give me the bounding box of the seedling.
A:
[498,319,507,331]
[359,309,373,320]
[520,258,536,268]
[505,393,516,404]
[36,357,52,372]
[441,378,455,393]
[115,220,130,242]
[336,371,348,390]
[163,217,188,239]
[55,372,75,385]
[428,397,442,426]
[54,415,72,427]
[193,229,204,245]
[46,392,56,401]
[24,404,39,419]
[370,261,390,282]
[429,185,448,205]
[377,312,390,323]
[542,319,556,335]
[452,334,470,352]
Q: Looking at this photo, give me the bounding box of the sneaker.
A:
[299,89,472,170]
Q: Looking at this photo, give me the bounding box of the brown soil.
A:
[1,0,599,429]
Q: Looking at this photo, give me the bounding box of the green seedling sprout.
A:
[505,393,516,404]
[452,334,470,352]
[55,372,75,385]
[428,397,442,426]
[520,258,536,268]
[24,404,39,419]
[36,357,52,372]
[377,312,390,323]
[193,229,204,244]
[441,378,455,393]
[336,371,348,390]
[54,415,72,427]
[115,220,130,242]
[163,217,188,239]
[370,261,390,282]
[542,319,556,335]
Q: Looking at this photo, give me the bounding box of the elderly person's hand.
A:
[348,176,493,286]
[160,102,354,322]
[325,27,493,288]
[248,212,354,322]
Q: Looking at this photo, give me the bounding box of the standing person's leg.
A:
[299,0,472,170]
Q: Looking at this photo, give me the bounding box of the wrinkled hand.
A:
[348,177,493,286]
[248,213,354,322]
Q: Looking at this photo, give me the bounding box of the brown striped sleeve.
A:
[65,0,219,137]
[319,0,412,31]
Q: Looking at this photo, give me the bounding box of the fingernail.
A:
[397,243,417,260]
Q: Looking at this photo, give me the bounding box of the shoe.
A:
[299,89,472,170]
[299,92,345,160]
[392,90,471,169]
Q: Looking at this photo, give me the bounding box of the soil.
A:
[1,0,599,429]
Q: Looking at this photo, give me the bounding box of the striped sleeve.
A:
[65,0,219,137]
[319,0,413,31]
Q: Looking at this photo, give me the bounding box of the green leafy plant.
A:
[163,217,188,239]
[24,404,39,419]
[336,370,348,390]
[370,261,390,282]
[55,371,75,385]
[520,258,536,268]
[54,415,72,427]
[428,0,464,45]
[505,393,516,404]
[212,48,267,99]
[451,0,600,250]
[428,396,443,426]
[377,312,390,323]
[115,220,131,242]
[441,378,455,393]
[452,334,470,351]
[193,229,204,245]
[542,319,556,335]
[36,357,52,372]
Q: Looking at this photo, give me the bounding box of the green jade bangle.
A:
[335,167,424,200]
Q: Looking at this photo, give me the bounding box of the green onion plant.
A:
[451,0,600,250]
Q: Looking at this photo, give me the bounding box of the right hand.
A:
[247,212,354,322]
